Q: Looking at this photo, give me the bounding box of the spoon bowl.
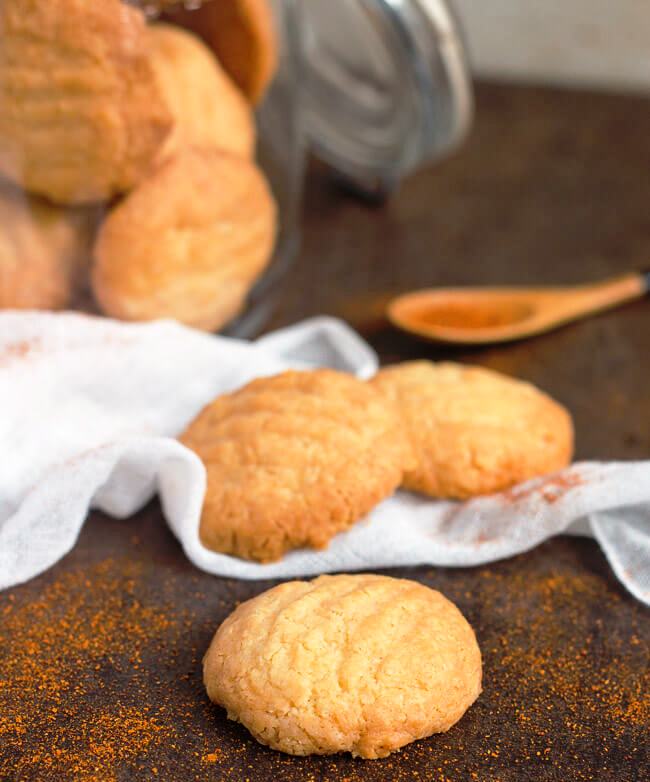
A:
[388,272,649,345]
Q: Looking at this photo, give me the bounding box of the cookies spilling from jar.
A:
[0,0,278,331]
[179,363,574,563]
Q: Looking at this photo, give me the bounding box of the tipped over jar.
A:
[0,0,471,336]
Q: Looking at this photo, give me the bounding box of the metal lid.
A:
[299,0,472,197]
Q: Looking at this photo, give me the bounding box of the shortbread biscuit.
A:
[180,370,414,561]
[92,147,276,331]
[164,0,278,104]
[0,183,99,310]
[0,0,172,204]
[204,574,482,758]
[148,23,255,160]
[371,361,574,499]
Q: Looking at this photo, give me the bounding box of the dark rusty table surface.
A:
[1,83,649,781]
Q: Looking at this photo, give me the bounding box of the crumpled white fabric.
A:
[1,311,649,605]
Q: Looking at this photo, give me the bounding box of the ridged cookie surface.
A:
[371,360,574,499]
[0,0,171,204]
[204,573,482,758]
[92,147,276,331]
[180,370,414,561]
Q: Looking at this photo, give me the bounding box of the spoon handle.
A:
[555,271,648,318]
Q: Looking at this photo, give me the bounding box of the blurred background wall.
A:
[453,0,650,93]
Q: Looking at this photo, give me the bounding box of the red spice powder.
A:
[0,338,42,367]
[501,471,586,505]
[0,541,646,782]
[0,560,181,779]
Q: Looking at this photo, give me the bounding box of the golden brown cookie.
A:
[0,0,172,204]
[164,0,278,104]
[148,23,255,160]
[371,360,574,499]
[204,573,482,758]
[91,147,276,331]
[0,183,100,310]
[180,370,414,562]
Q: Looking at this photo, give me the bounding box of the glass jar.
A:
[0,0,471,337]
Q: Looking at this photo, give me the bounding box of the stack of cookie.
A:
[0,0,277,331]
[180,361,574,562]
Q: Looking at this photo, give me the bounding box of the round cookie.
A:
[371,360,574,499]
[164,0,278,104]
[91,147,276,331]
[148,23,255,161]
[0,183,99,310]
[180,370,415,562]
[203,573,482,758]
[0,0,171,204]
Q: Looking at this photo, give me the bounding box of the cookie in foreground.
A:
[180,369,414,561]
[203,573,482,758]
[371,360,574,499]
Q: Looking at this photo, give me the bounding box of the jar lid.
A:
[298,0,472,197]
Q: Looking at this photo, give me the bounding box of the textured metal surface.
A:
[2,83,650,780]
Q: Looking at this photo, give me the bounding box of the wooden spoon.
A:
[388,270,649,345]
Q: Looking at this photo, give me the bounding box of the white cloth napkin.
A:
[1,311,649,605]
